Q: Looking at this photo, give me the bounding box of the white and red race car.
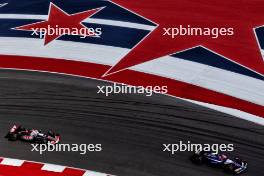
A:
[5,125,60,144]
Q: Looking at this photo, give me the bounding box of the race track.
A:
[0,70,263,176]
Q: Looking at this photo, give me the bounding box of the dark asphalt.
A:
[0,70,263,176]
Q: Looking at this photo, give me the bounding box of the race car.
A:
[223,157,248,175]
[5,125,60,144]
[191,150,247,175]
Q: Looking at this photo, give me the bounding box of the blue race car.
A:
[191,150,247,175]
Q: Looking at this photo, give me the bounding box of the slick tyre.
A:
[8,134,18,141]
[43,138,48,144]
[223,164,234,174]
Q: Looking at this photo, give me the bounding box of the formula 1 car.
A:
[191,150,247,175]
[5,125,60,144]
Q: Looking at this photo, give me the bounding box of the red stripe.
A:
[62,168,86,176]
[0,55,263,117]
[0,165,21,176]
[0,161,85,176]
[0,164,60,176]
[22,161,44,170]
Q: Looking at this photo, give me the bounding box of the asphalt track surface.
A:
[0,70,263,176]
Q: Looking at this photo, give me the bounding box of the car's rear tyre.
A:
[223,164,234,174]
[8,134,18,141]
[42,138,48,144]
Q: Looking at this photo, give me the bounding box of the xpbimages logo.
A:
[97,83,168,96]
[163,141,234,154]
[31,142,102,155]
[13,3,104,45]
[30,25,102,39]
[163,25,234,39]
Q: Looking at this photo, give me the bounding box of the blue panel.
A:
[0,0,156,26]
[255,27,264,50]
[171,47,264,81]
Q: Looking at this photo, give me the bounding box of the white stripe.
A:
[261,49,264,56]
[83,170,112,176]
[41,164,66,172]
[133,55,264,106]
[0,158,24,166]
[0,37,129,66]
[0,14,156,31]
[86,18,155,31]
[181,98,264,126]
[0,37,263,107]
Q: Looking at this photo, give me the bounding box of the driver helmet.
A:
[31,129,39,136]
[220,154,228,160]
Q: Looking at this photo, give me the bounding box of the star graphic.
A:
[14,2,104,45]
[104,0,264,76]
